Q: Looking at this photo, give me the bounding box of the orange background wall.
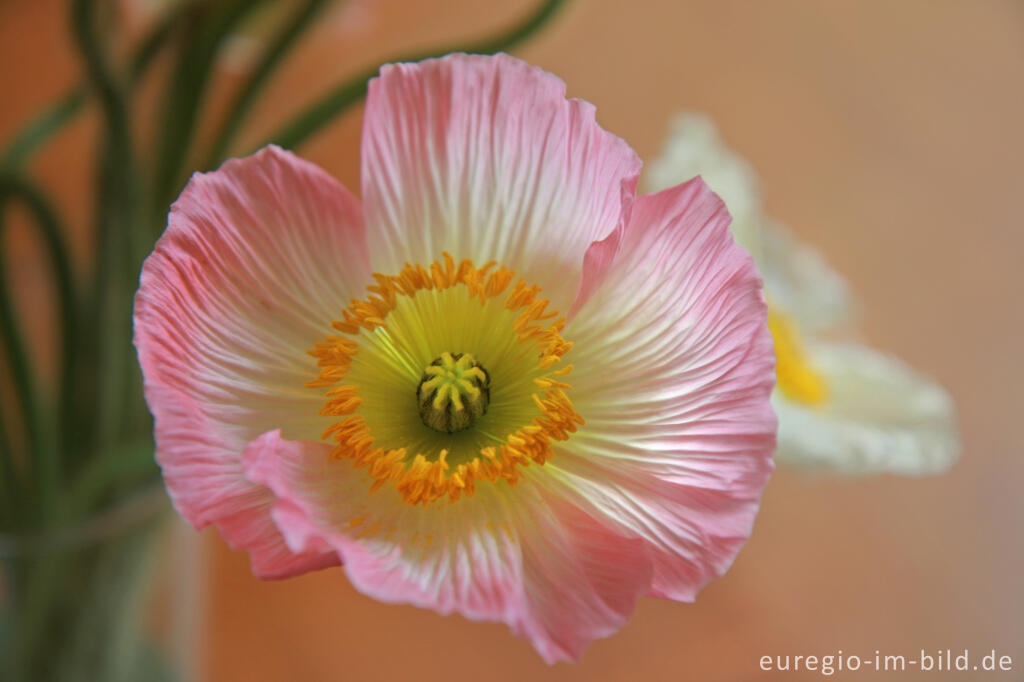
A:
[1,1,1021,680]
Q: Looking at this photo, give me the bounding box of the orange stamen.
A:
[307,254,582,507]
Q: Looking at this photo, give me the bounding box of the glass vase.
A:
[0,484,202,682]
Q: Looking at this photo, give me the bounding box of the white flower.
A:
[644,113,960,475]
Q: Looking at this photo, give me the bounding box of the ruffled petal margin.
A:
[136,67,782,659]
[135,146,368,574]
[563,177,777,600]
[360,52,642,312]
[242,431,653,663]
[642,112,763,262]
[150,386,338,577]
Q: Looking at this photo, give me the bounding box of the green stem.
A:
[263,0,568,151]
[0,405,13,526]
[204,0,333,168]
[67,438,158,517]
[0,174,76,526]
[1,90,86,171]
[70,0,142,458]
[150,0,274,216]
[0,207,38,528]
[1,5,185,171]
[129,3,189,80]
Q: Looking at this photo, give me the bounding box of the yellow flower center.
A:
[307,254,582,507]
[768,306,828,406]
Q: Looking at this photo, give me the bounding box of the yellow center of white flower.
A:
[307,254,582,507]
[768,306,828,406]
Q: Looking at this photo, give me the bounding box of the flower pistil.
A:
[307,254,584,506]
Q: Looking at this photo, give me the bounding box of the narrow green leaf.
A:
[150,0,275,217]
[205,0,334,168]
[0,174,77,525]
[0,4,185,171]
[263,0,568,151]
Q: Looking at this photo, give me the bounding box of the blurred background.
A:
[1,0,1021,680]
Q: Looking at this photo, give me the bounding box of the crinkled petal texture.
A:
[243,432,654,664]
[239,179,774,662]
[361,52,642,313]
[137,56,777,663]
[234,183,773,662]
[560,178,776,601]
[134,146,369,576]
[774,343,959,474]
[644,109,959,478]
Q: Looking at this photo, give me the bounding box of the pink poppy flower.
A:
[134,53,776,662]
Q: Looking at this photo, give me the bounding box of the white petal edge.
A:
[774,342,960,475]
[761,220,855,334]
